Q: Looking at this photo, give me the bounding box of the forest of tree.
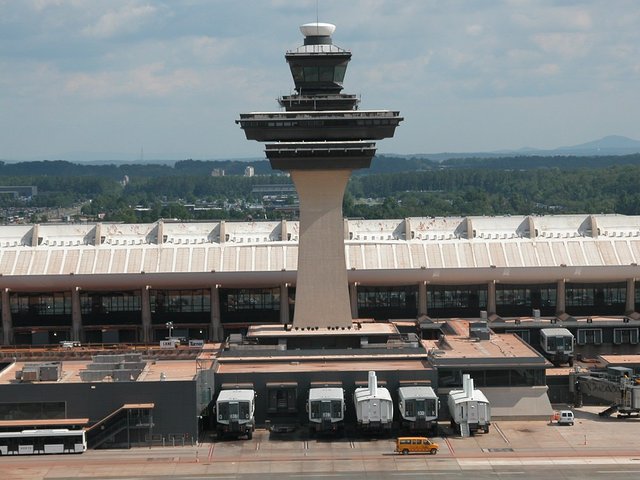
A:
[2,154,640,222]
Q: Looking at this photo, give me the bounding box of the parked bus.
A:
[0,429,86,455]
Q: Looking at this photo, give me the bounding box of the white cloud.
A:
[466,24,484,36]
[533,63,560,76]
[511,7,593,31]
[190,36,237,64]
[82,3,156,38]
[65,63,200,98]
[531,32,591,58]
[29,0,83,12]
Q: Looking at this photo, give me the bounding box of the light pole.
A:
[165,321,173,339]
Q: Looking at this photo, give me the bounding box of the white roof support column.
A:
[219,221,226,244]
[418,281,427,317]
[527,216,536,238]
[280,283,290,325]
[590,215,599,238]
[31,224,39,247]
[487,280,496,316]
[626,278,635,314]
[466,217,474,239]
[141,285,152,343]
[94,223,102,246]
[210,284,223,342]
[157,220,164,245]
[350,282,359,319]
[2,288,12,345]
[556,279,566,315]
[405,218,413,240]
[71,286,82,343]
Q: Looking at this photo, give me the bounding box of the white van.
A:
[557,410,574,425]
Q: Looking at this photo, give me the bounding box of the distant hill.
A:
[555,135,640,155]
[421,135,640,161]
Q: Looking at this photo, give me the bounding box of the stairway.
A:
[86,403,154,449]
[599,404,619,417]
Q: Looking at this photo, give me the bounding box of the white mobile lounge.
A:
[398,385,439,434]
[539,328,575,367]
[215,389,256,439]
[308,387,345,434]
[354,371,393,432]
[447,374,491,436]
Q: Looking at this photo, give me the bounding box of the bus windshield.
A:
[219,401,250,421]
[310,400,342,419]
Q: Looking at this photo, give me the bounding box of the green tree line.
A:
[2,155,640,222]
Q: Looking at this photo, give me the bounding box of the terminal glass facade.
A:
[220,288,281,324]
[81,291,142,326]
[565,282,626,316]
[427,284,487,318]
[0,402,66,421]
[357,285,418,320]
[495,283,557,317]
[438,368,545,388]
[10,292,72,326]
[150,289,211,325]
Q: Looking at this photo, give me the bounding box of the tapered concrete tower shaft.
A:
[290,169,353,327]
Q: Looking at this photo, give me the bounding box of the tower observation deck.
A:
[237,23,402,328]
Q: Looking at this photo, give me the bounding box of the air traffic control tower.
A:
[237,23,402,329]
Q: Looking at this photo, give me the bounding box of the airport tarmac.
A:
[2,405,640,480]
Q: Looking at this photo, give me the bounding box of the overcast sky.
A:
[1,0,639,161]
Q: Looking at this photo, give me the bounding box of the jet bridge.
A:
[572,367,640,417]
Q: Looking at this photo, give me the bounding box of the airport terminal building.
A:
[3,213,639,443]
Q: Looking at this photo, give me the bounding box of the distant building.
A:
[211,169,225,177]
[244,166,255,177]
[0,186,37,199]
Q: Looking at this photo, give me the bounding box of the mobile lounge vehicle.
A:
[540,328,574,367]
[216,389,256,439]
[398,385,439,434]
[354,371,393,432]
[447,374,491,436]
[308,387,345,434]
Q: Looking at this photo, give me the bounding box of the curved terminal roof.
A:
[1,214,640,290]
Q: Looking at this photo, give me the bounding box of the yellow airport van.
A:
[395,437,439,455]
